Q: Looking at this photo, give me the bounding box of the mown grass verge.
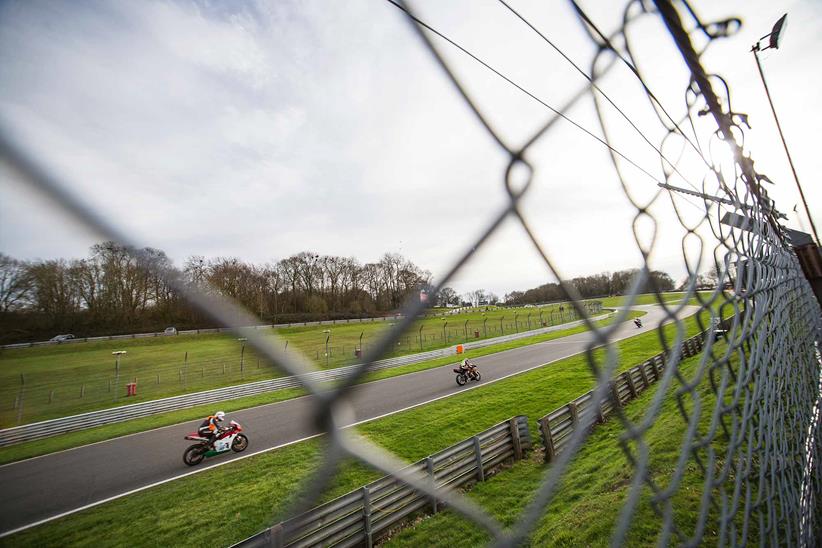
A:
[5,310,711,547]
[0,310,639,466]
[385,344,736,547]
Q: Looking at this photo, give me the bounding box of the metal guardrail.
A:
[0,313,609,447]
[0,315,404,350]
[232,416,531,548]
[539,331,707,462]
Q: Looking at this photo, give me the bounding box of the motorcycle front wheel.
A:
[473,371,482,382]
[456,373,467,386]
[232,434,249,453]
[183,444,206,466]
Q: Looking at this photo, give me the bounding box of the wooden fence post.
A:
[638,364,651,390]
[509,417,523,461]
[268,523,284,548]
[610,381,622,409]
[540,417,555,462]
[623,372,638,399]
[362,486,373,548]
[567,403,579,428]
[426,457,438,514]
[472,436,485,482]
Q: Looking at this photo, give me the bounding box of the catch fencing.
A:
[0,0,820,546]
[233,416,531,548]
[0,312,607,446]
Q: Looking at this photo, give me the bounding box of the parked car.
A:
[50,334,75,343]
[164,327,178,336]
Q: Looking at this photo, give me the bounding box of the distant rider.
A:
[198,411,226,447]
[634,318,643,328]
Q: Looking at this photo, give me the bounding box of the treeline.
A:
[503,269,675,305]
[0,242,430,343]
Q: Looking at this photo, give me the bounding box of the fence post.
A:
[638,364,651,390]
[426,457,438,514]
[596,397,606,424]
[567,402,579,428]
[610,381,622,409]
[509,417,523,461]
[270,523,284,548]
[362,486,373,548]
[472,436,485,482]
[539,416,555,462]
[623,372,637,399]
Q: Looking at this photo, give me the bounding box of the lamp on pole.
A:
[751,14,820,246]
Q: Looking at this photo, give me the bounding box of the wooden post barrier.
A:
[540,416,555,463]
[622,371,637,400]
[568,402,579,428]
[610,381,622,409]
[362,486,373,548]
[473,436,484,482]
[509,417,523,461]
[638,364,651,390]
[426,457,438,514]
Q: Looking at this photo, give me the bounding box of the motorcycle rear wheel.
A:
[183,444,206,466]
[456,373,467,386]
[232,434,249,452]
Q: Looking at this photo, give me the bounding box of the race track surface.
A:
[0,305,697,535]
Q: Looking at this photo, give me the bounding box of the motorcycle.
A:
[183,420,249,466]
[453,366,481,386]
[634,318,643,328]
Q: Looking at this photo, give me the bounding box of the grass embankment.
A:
[0,310,639,466]
[386,345,735,547]
[0,303,595,427]
[5,310,715,547]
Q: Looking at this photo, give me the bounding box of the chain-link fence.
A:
[1,0,820,546]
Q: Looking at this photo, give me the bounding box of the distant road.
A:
[0,305,696,537]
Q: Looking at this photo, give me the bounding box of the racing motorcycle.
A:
[453,366,481,386]
[183,420,249,466]
[634,318,643,328]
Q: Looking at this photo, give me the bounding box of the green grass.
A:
[5,310,714,547]
[0,310,637,466]
[385,346,734,547]
[0,303,599,427]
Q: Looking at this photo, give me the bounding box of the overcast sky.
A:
[1,0,820,298]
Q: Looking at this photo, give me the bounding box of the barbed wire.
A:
[0,0,819,546]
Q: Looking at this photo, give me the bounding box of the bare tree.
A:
[0,253,33,312]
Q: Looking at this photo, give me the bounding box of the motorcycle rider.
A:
[634,318,643,328]
[460,358,479,378]
[198,411,226,447]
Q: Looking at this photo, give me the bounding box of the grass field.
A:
[0,302,602,427]
[0,310,644,466]
[386,346,734,547]
[4,308,720,547]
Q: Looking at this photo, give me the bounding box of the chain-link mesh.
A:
[1,0,820,546]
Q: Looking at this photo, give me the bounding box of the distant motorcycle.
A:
[183,420,248,466]
[634,318,643,328]
[454,366,481,386]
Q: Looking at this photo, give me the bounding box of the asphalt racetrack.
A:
[0,305,697,536]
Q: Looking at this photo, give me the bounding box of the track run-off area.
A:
[0,304,697,537]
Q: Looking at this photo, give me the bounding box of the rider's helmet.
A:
[215,411,226,421]
[462,359,468,367]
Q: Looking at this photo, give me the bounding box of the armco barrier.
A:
[539,331,706,462]
[232,416,531,548]
[0,313,608,446]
